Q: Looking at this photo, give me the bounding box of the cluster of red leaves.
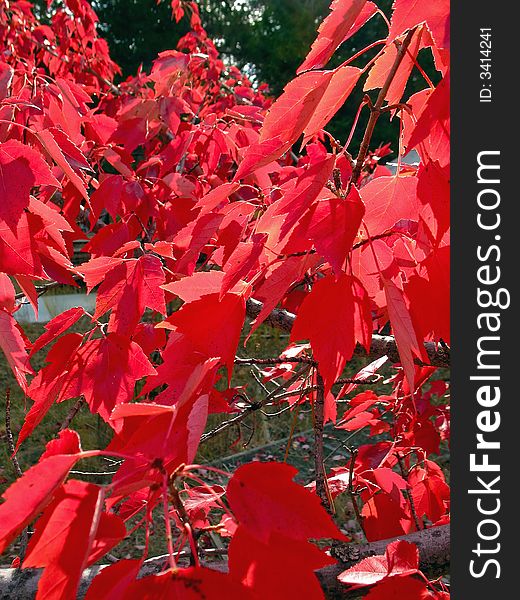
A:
[0,0,450,598]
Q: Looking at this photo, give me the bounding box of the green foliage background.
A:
[34,0,439,154]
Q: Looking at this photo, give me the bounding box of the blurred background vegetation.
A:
[33,0,439,153]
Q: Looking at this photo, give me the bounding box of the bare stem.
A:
[200,368,308,444]
[235,356,315,366]
[5,389,29,561]
[397,454,423,531]
[58,398,85,432]
[350,28,417,187]
[347,448,367,540]
[314,372,332,513]
[169,483,200,567]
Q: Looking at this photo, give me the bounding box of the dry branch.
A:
[320,523,450,598]
[13,284,450,368]
[246,298,450,368]
[314,371,331,512]
[0,524,449,599]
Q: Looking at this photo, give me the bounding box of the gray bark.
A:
[0,524,449,599]
[320,523,450,598]
[246,298,450,368]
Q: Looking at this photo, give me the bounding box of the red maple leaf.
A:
[0,139,59,229]
[226,461,347,543]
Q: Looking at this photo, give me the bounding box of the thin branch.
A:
[58,398,85,432]
[270,376,379,403]
[69,469,118,476]
[200,368,309,444]
[5,390,23,478]
[346,448,367,540]
[283,403,301,460]
[235,356,315,366]
[314,371,332,513]
[5,389,29,561]
[397,453,423,531]
[215,227,392,263]
[334,376,380,386]
[200,361,377,444]
[250,369,272,395]
[161,475,177,570]
[271,386,316,402]
[169,482,200,567]
[350,28,417,187]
